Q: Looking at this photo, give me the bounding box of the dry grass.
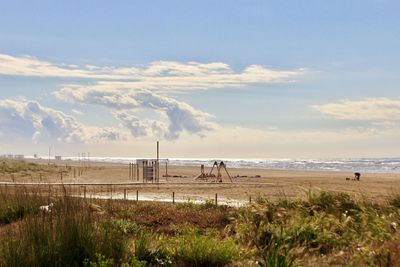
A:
[104,200,231,234]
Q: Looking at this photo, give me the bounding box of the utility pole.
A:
[156,141,159,183]
[48,146,51,165]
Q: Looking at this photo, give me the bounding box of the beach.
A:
[3,159,400,203]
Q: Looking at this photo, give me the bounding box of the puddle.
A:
[81,192,247,207]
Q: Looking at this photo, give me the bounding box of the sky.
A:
[0,0,399,158]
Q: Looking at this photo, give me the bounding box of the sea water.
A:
[38,156,400,173]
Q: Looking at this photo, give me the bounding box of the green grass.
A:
[229,190,400,266]
[171,229,239,266]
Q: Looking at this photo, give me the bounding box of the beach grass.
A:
[1,185,400,266]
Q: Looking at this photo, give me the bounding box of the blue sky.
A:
[0,1,399,158]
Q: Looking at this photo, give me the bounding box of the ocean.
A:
[52,156,400,173]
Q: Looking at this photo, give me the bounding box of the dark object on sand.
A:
[346,173,361,181]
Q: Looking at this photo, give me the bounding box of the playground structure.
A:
[128,141,163,183]
[126,142,233,183]
[194,161,233,183]
[128,159,160,183]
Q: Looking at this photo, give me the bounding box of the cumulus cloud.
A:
[0,53,307,141]
[54,87,214,139]
[0,53,306,92]
[312,97,400,121]
[0,53,308,141]
[114,112,168,138]
[0,99,122,143]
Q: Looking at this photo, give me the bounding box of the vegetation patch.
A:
[1,189,400,266]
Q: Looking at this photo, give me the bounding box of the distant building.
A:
[55,156,62,160]
[1,154,25,160]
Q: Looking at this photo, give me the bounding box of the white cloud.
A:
[54,87,214,139]
[71,109,84,116]
[0,99,123,144]
[312,97,400,121]
[0,53,307,141]
[114,112,168,138]
[0,53,306,92]
[89,127,125,142]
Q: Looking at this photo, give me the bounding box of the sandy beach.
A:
[3,159,400,204]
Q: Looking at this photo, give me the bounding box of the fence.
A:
[0,183,249,207]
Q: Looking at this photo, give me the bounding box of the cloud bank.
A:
[0,53,308,142]
[0,54,305,92]
[0,99,122,144]
[312,97,400,122]
[54,87,214,139]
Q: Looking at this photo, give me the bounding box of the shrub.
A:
[388,193,400,209]
[134,232,172,266]
[83,254,114,267]
[171,230,239,266]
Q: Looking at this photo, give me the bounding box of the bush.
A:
[134,232,172,266]
[171,230,239,266]
[83,254,114,267]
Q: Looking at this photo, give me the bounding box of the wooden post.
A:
[129,163,131,181]
[215,193,218,206]
[124,189,127,200]
[136,190,139,202]
[165,161,168,181]
[74,168,76,178]
[172,192,175,204]
[137,163,140,182]
[249,196,252,203]
[84,186,87,199]
[60,172,63,182]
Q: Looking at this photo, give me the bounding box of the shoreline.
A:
[23,157,400,175]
